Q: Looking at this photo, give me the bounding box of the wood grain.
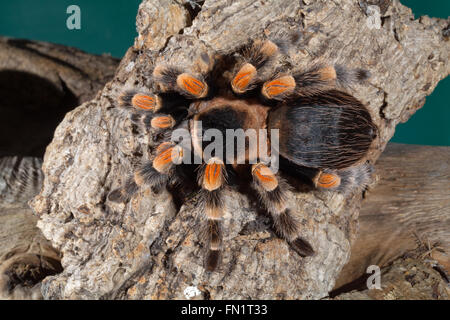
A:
[335,143,450,289]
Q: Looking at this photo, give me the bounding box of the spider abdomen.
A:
[269,90,376,169]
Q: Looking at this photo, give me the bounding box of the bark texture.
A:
[29,0,449,299]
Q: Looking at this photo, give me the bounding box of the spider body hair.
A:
[269,89,376,170]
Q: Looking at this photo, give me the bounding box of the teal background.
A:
[0,0,448,146]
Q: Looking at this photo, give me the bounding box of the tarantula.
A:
[108,39,377,271]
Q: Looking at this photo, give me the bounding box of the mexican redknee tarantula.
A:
[108,39,377,271]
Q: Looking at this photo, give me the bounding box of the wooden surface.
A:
[335,143,450,289]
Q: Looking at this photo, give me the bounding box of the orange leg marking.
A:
[203,158,225,191]
[176,73,208,98]
[262,75,296,99]
[155,141,173,155]
[251,163,278,191]
[151,115,175,129]
[316,172,341,189]
[153,146,183,173]
[131,94,160,111]
[231,63,257,93]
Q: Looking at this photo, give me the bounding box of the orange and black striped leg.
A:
[261,75,296,100]
[260,64,339,100]
[198,157,227,271]
[129,113,178,139]
[315,163,373,196]
[108,142,184,202]
[290,63,371,98]
[133,113,176,130]
[293,64,338,97]
[288,64,370,98]
[251,163,314,257]
[262,64,338,100]
[231,40,278,94]
[313,170,341,191]
[133,141,183,190]
[118,90,162,112]
[153,65,209,99]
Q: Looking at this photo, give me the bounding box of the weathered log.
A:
[29,0,449,299]
[335,143,450,291]
[0,36,119,157]
[333,250,450,300]
[0,38,120,299]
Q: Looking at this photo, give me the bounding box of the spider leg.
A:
[283,160,374,196]
[251,163,315,257]
[130,112,177,133]
[197,157,227,271]
[108,141,184,203]
[231,40,279,94]
[118,89,162,112]
[261,64,371,100]
[261,64,336,100]
[314,163,373,195]
[261,75,296,100]
[153,65,209,99]
[117,88,189,132]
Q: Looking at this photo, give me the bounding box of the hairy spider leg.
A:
[108,142,184,202]
[251,163,314,257]
[231,40,279,94]
[153,65,209,99]
[314,163,373,195]
[198,157,227,271]
[262,63,371,100]
[119,90,162,112]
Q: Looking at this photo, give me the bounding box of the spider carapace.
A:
[109,39,377,271]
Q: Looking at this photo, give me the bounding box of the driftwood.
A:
[334,250,450,300]
[0,36,119,157]
[22,0,449,299]
[0,38,119,299]
[335,143,450,291]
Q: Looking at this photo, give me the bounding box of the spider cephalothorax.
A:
[109,39,377,271]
